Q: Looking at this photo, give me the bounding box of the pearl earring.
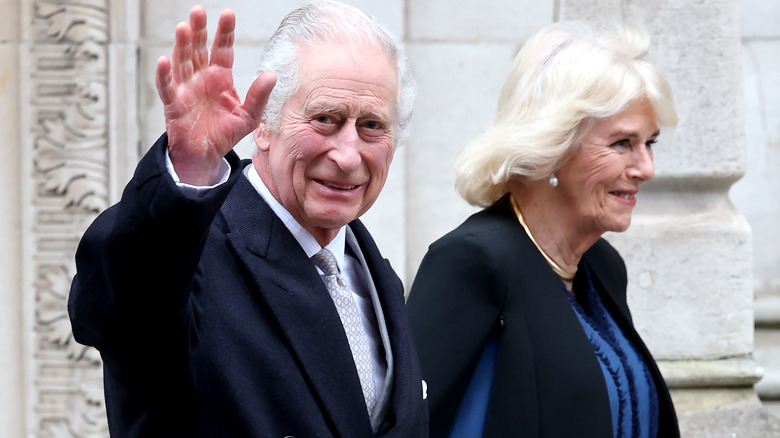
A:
[549,174,559,187]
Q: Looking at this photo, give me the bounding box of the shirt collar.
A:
[244,164,347,271]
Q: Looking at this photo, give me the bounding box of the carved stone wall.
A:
[22,0,110,435]
[0,0,24,435]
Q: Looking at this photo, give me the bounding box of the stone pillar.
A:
[15,0,139,435]
[559,0,780,435]
[20,0,109,433]
[732,0,780,420]
[0,0,25,435]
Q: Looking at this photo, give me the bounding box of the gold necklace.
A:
[510,197,576,281]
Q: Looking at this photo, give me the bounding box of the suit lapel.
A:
[220,176,373,434]
[349,220,423,433]
[345,225,395,431]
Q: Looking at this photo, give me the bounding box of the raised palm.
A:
[155,6,276,185]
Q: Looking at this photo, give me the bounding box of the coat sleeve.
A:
[407,230,507,438]
[67,133,243,353]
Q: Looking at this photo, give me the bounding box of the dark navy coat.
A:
[69,134,428,438]
[407,197,678,438]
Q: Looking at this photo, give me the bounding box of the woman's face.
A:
[556,98,659,235]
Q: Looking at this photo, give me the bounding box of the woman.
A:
[407,21,680,438]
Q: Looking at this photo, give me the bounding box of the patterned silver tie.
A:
[312,248,377,416]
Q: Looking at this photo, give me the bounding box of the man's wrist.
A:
[165,148,231,191]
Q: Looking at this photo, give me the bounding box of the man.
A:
[67,2,428,437]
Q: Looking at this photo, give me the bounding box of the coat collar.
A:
[219,174,375,434]
[489,196,632,321]
[489,197,677,434]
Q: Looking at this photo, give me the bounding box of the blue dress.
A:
[566,265,660,438]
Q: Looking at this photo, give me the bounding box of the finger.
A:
[209,9,236,70]
[155,56,176,105]
[171,21,194,84]
[243,71,278,122]
[189,6,209,72]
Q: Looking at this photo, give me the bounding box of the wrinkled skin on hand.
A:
[155,6,277,185]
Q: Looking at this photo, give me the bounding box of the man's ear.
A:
[253,123,271,152]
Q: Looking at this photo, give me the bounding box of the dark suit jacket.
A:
[68,134,428,437]
[407,197,678,438]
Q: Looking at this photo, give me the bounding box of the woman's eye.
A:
[611,139,631,149]
[645,139,657,149]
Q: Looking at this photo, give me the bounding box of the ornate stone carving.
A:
[28,0,110,436]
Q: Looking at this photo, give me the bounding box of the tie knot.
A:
[312,248,339,277]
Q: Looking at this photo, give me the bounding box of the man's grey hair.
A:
[257,0,417,148]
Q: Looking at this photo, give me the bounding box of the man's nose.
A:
[331,125,361,171]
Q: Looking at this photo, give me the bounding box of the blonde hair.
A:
[455,21,678,207]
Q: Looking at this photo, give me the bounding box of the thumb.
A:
[243,71,278,123]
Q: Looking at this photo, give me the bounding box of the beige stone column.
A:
[0,0,25,435]
[559,0,780,435]
[15,0,138,435]
[19,0,109,433]
[733,0,780,418]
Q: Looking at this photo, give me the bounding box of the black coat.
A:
[68,134,428,437]
[407,197,678,438]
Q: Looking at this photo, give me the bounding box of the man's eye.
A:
[364,120,381,130]
[314,115,332,124]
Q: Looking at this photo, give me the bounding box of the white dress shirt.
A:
[166,153,387,396]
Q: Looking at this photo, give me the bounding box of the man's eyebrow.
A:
[304,102,393,123]
[360,110,393,123]
[304,101,345,114]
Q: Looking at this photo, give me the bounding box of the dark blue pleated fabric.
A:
[566,266,659,438]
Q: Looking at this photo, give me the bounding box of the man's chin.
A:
[305,210,361,231]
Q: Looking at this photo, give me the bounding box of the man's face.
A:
[253,41,398,245]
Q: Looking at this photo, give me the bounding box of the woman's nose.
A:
[629,147,655,181]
